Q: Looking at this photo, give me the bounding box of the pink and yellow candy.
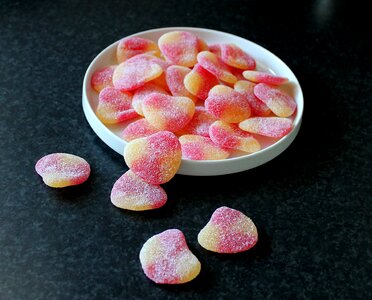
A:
[209,121,260,153]
[179,135,230,160]
[165,65,196,102]
[139,229,201,284]
[124,131,181,184]
[243,70,288,86]
[122,118,160,142]
[132,83,168,116]
[239,117,292,138]
[198,206,258,253]
[110,170,167,211]
[177,106,216,137]
[91,65,116,92]
[220,44,256,70]
[117,37,160,63]
[35,153,90,188]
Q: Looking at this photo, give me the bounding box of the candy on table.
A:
[243,70,288,86]
[165,65,197,102]
[205,85,251,123]
[179,135,230,160]
[112,54,163,91]
[234,80,271,116]
[142,93,195,132]
[198,206,258,253]
[96,87,138,124]
[139,229,201,284]
[220,44,256,70]
[254,83,296,117]
[239,117,292,138]
[158,31,199,67]
[184,63,219,100]
[177,106,216,137]
[132,83,168,116]
[117,37,160,63]
[91,65,116,92]
[122,118,160,141]
[124,131,182,184]
[197,51,237,84]
[35,153,90,188]
[209,121,261,153]
[110,170,167,211]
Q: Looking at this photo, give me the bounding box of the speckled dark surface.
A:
[0,0,371,299]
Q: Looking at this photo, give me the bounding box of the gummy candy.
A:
[209,121,260,153]
[110,170,167,211]
[166,65,197,102]
[35,153,90,188]
[177,106,216,137]
[132,83,168,116]
[117,37,160,63]
[139,229,201,284]
[184,63,219,100]
[124,131,181,184]
[179,135,230,160]
[197,51,237,84]
[91,65,116,92]
[205,85,251,123]
[96,87,138,124]
[122,118,160,142]
[142,93,195,132]
[254,83,296,117]
[198,206,258,253]
[239,117,292,138]
[220,44,256,70]
[243,70,288,86]
[234,80,271,116]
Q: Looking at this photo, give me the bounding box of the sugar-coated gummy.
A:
[179,135,230,160]
[166,65,197,102]
[110,170,167,211]
[124,131,182,185]
[177,106,216,137]
[220,44,256,70]
[132,83,168,116]
[239,117,292,138]
[139,229,201,284]
[198,206,258,253]
[117,37,160,63]
[91,65,116,92]
[35,153,90,188]
[243,70,288,86]
[122,118,160,141]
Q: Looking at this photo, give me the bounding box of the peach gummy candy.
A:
[177,106,216,137]
[198,206,258,253]
[122,118,160,142]
[243,70,288,86]
[220,44,256,70]
[209,121,260,153]
[91,65,116,92]
[124,131,181,185]
[96,87,138,124]
[239,117,292,138]
[139,229,201,284]
[117,37,160,63]
[142,93,195,132]
[205,85,251,123]
[254,83,296,117]
[35,153,90,188]
[165,65,197,102]
[132,83,168,116]
[179,135,230,160]
[110,170,167,211]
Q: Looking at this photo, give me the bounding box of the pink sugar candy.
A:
[35,153,90,188]
[243,70,288,86]
[205,85,251,123]
[110,170,167,211]
[96,87,138,124]
[239,117,292,138]
[132,83,168,116]
[177,106,216,137]
[197,51,237,84]
[254,83,296,117]
[142,93,195,132]
[112,55,163,91]
[220,44,256,70]
[139,229,201,284]
[122,118,160,141]
[208,44,221,56]
[158,31,199,67]
[124,131,182,184]
[234,80,271,116]
[117,37,160,63]
[184,63,219,100]
[209,121,261,153]
[165,65,197,102]
[91,65,116,92]
[198,206,258,253]
[179,135,230,160]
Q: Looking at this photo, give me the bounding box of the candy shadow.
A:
[50,174,94,202]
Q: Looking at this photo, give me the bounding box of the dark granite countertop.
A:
[0,0,371,299]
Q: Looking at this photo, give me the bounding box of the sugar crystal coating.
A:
[220,44,256,70]
[132,83,168,116]
[177,106,216,137]
[91,65,116,92]
[122,118,160,141]
[111,170,167,211]
[243,70,288,86]
[117,37,160,63]
[35,153,90,188]
[179,135,230,160]
[198,206,258,253]
[166,65,197,102]
[239,117,292,138]
[139,229,201,284]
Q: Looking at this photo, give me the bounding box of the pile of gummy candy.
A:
[35,30,297,284]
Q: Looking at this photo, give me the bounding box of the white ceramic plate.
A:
[82,27,303,176]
